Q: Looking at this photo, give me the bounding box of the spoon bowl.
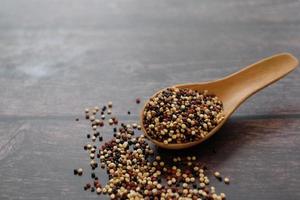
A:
[140,53,299,149]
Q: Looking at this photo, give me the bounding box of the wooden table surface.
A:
[0,0,300,199]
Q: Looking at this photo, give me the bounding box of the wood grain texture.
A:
[0,0,299,199]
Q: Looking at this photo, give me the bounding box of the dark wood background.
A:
[0,0,299,199]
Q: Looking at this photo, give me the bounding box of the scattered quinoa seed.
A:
[96,187,102,194]
[77,168,83,176]
[224,177,230,184]
[220,193,226,199]
[74,102,230,199]
[136,98,141,104]
[214,171,221,178]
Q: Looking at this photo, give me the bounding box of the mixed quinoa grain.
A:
[74,100,230,199]
[143,87,224,144]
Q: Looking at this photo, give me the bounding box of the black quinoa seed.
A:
[136,98,141,104]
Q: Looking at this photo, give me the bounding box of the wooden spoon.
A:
[140,53,298,149]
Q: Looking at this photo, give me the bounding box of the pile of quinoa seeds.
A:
[74,98,230,200]
[143,87,225,144]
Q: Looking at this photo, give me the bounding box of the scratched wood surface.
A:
[0,0,300,199]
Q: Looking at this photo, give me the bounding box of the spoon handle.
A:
[220,53,298,112]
